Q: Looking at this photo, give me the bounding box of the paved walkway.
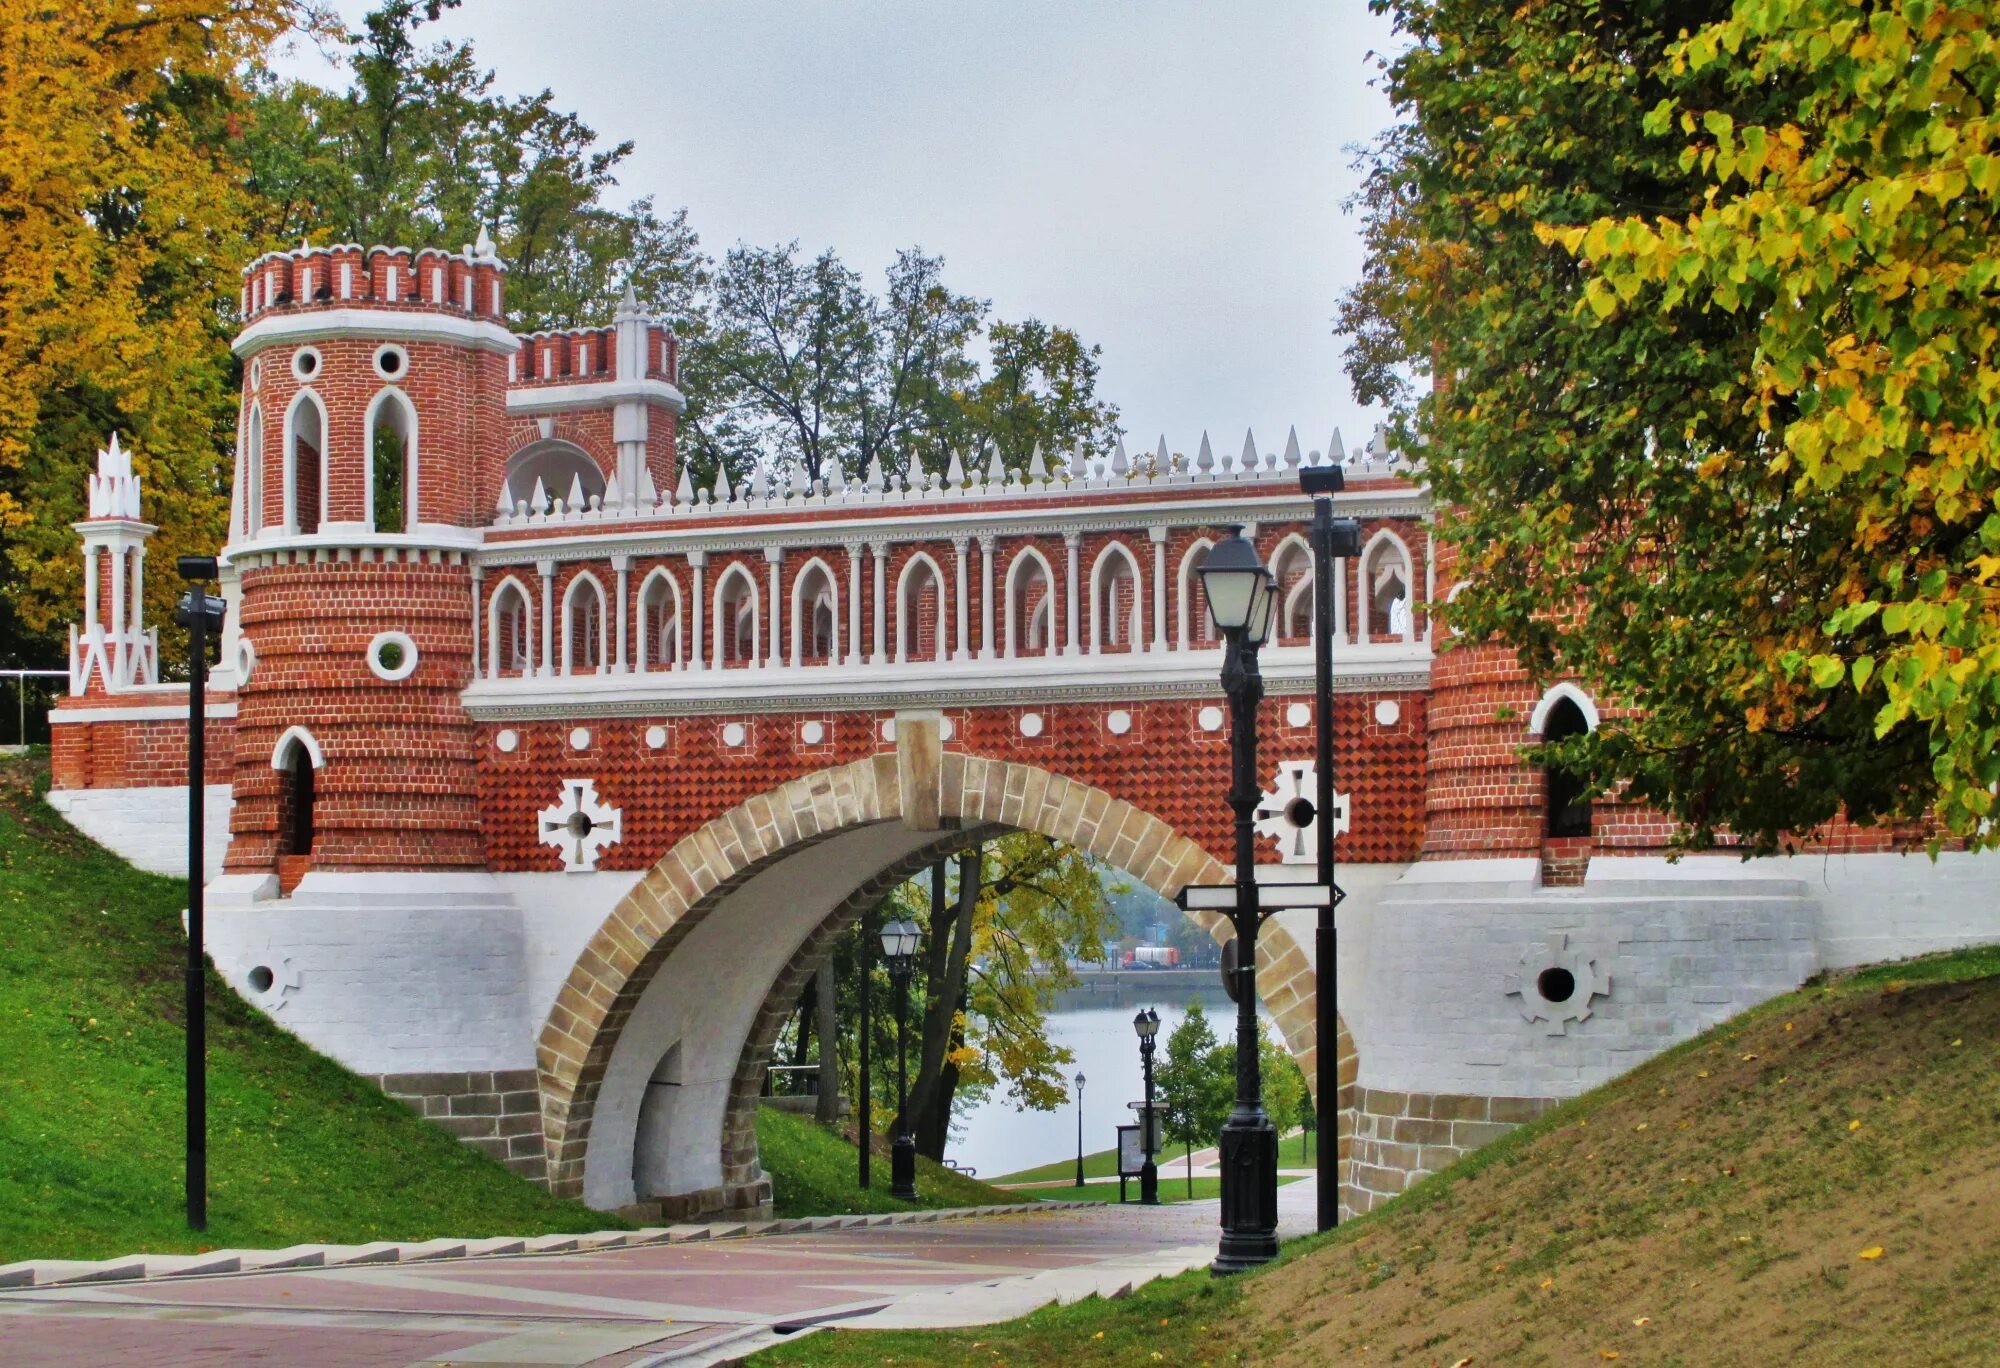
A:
[0,1184,1320,1367]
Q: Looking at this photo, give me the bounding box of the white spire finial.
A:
[87,432,143,519]
[1195,432,1215,474]
[1155,436,1172,474]
[1282,426,1303,469]
[1111,435,1130,476]
[946,448,966,487]
[1028,442,1049,482]
[474,224,496,260]
[1240,428,1260,473]
[985,440,1005,483]
[1328,427,1347,464]
[675,465,693,505]
[713,464,733,503]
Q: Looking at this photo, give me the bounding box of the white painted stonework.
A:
[45,785,233,882]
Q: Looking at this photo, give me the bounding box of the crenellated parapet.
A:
[238,228,509,327]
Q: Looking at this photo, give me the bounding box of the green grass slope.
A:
[757,1106,1019,1217]
[749,943,2000,1367]
[0,754,618,1262]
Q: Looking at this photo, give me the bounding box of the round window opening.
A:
[292,347,322,382]
[373,344,409,380]
[366,631,419,681]
[1537,966,1578,1004]
[248,965,275,994]
[566,810,595,838]
[1285,796,1316,829]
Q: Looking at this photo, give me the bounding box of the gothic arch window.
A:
[283,389,326,534]
[791,558,840,666]
[1177,538,1218,647]
[638,569,683,672]
[713,564,759,668]
[269,726,324,860]
[503,439,606,514]
[1271,535,1314,643]
[365,388,418,532]
[241,403,264,537]
[1090,543,1141,652]
[1534,687,1597,838]
[562,572,608,675]
[1360,531,1416,642]
[1005,548,1055,659]
[896,553,946,663]
[489,577,535,677]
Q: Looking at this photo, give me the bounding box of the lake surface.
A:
[943,992,1268,1179]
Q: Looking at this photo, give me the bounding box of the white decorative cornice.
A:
[233,308,520,357]
[505,377,687,417]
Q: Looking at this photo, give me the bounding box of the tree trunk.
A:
[908,847,980,1159]
[814,956,840,1124]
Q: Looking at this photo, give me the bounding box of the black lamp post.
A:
[1073,1070,1087,1187]
[1299,465,1364,1231]
[1134,1007,1161,1205]
[1198,528,1282,1274]
[174,556,224,1232]
[879,916,922,1201]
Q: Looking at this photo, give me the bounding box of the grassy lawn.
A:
[0,752,620,1263]
[748,942,2000,1366]
[757,1106,1022,1217]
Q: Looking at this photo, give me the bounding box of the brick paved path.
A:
[0,1187,1317,1367]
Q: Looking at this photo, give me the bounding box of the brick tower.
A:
[222,236,513,884]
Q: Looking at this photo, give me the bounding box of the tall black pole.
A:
[1074,1075,1086,1187]
[1311,496,1338,1232]
[1139,1034,1160,1205]
[858,906,873,1190]
[178,558,217,1233]
[890,965,916,1200]
[1214,625,1278,1273]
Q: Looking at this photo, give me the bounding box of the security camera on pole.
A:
[174,555,225,1231]
[1299,463,1363,1231]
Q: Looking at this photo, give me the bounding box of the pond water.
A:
[942,992,1269,1180]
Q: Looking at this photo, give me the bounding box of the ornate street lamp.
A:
[1073,1070,1087,1187]
[174,555,225,1232]
[1133,1008,1161,1205]
[879,916,922,1201]
[1299,464,1363,1231]
[1198,528,1282,1274]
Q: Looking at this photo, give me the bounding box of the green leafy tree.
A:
[1258,1019,1311,1163]
[1556,0,2000,844]
[1338,0,1953,853]
[1158,1001,1230,1196]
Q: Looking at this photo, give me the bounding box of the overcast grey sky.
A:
[278,1,1401,459]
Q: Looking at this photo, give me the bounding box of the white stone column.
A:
[470,565,483,680]
[1334,556,1348,644]
[952,537,971,662]
[83,544,100,631]
[130,544,146,636]
[108,545,128,681]
[871,541,889,666]
[537,560,556,677]
[844,543,863,666]
[1149,527,1168,653]
[688,551,707,673]
[978,534,997,661]
[1063,532,1082,657]
[1425,530,1436,645]
[765,547,784,670]
[612,554,631,673]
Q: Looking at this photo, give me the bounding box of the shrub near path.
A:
[749,946,2000,1367]
[0,754,615,1262]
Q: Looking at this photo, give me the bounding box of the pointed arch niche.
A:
[364,388,418,532]
[283,389,326,535]
[488,576,536,678]
[1090,542,1142,653]
[637,568,684,672]
[1004,547,1055,660]
[790,558,841,667]
[503,439,607,514]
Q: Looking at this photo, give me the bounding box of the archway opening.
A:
[1543,696,1593,838]
[276,738,316,858]
[536,758,1347,1221]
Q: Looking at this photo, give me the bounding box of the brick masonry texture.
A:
[1345,1086,1557,1218]
[372,1069,546,1183]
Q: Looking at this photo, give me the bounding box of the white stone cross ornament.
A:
[1254,761,1349,865]
[539,779,624,873]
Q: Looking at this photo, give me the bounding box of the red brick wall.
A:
[50,712,236,790]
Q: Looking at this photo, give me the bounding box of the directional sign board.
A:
[1174,880,1346,913]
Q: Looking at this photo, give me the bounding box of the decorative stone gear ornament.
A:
[538,778,624,872]
[1253,760,1349,865]
[1506,932,1612,1035]
[246,953,303,1013]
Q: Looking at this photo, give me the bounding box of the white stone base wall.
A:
[44,784,232,882]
